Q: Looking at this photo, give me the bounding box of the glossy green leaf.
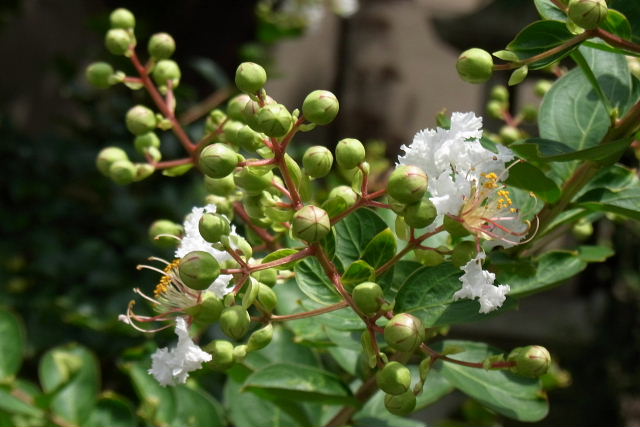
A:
[505,161,561,202]
[577,186,640,219]
[334,208,388,267]
[0,309,24,381]
[509,65,529,86]
[244,326,318,371]
[361,228,397,270]
[609,0,640,43]
[323,196,349,218]
[0,386,43,417]
[432,340,549,422]
[86,395,137,427]
[341,260,375,290]
[171,386,226,427]
[601,9,632,40]
[510,137,631,166]
[506,20,576,69]
[534,0,566,21]
[262,248,302,270]
[302,300,365,331]
[124,361,176,425]
[577,245,614,262]
[295,257,341,305]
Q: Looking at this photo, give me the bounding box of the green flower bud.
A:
[242,98,263,130]
[572,219,593,240]
[231,235,254,259]
[534,80,553,97]
[487,100,505,120]
[403,198,437,229]
[256,104,293,137]
[456,48,493,84]
[96,146,128,176]
[227,94,253,121]
[256,282,278,313]
[199,144,239,179]
[568,0,607,30]
[179,251,220,291]
[105,28,132,56]
[352,282,383,315]
[414,248,445,267]
[109,159,136,185]
[336,138,365,169]
[237,125,264,151]
[292,205,331,242]
[233,345,248,363]
[387,165,428,204]
[199,213,231,243]
[220,305,251,340]
[252,268,277,287]
[451,241,478,267]
[134,132,160,153]
[148,32,175,59]
[186,292,223,324]
[303,146,334,178]
[134,163,155,181]
[377,361,412,395]
[222,120,244,145]
[204,340,235,371]
[499,125,520,144]
[302,90,339,125]
[490,85,509,103]
[388,196,407,215]
[384,313,425,353]
[85,62,114,89]
[443,215,470,239]
[206,109,227,133]
[235,62,267,94]
[149,219,183,248]
[204,174,236,196]
[247,323,274,352]
[152,59,181,88]
[125,105,157,135]
[508,345,551,378]
[233,167,274,195]
[328,185,358,208]
[384,390,416,416]
[109,8,135,29]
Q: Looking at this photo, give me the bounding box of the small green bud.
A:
[186,292,223,323]
[96,146,128,176]
[179,251,221,291]
[292,205,331,242]
[451,241,478,267]
[148,32,175,59]
[534,80,553,97]
[384,313,425,353]
[109,8,135,29]
[487,99,505,120]
[572,219,593,240]
[233,167,274,195]
[204,174,236,196]
[328,185,358,208]
[109,160,136,185]
[384,390,416,416]
[199,144,239,179]
[377,362,412,395]
[126,105,157,135]
[508,345,552,378]
[235,62,267,94]
[443,215,470,239]
[149,219,183,248]
[403,198,437,229]
[220,305,251,340]
[231,235,254,259]
[206,109,227,133]
[568,0,607,30]
[236,125,264,151]
[252,268,277,287]
[199,213,231,243]
[303,146,334,178]
[499,125,520,144]
[302,90,339,125]
[204,340,235,371]
[256,104,293,137]
[521,105,538,122]
[152,59,181,88]
[247,323,274,352]
[256,282,278,313]
[242,98,263,130]
[490,85,509,102]
[336,138,365,169]
[387,165,428,204]
[352,282,383,315]
[222,120,244,145]
[134,163,155,181]
[388,196,407,215]
[227,94,253,121]
[456,48,493,84]
[134,132,160,153]
[105,28,132,56]
[233,345,248,362]
[86,62,114,89]
[414,248,445,267]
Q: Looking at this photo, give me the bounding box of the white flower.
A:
[453,252,510,313]
[148,317,212,386]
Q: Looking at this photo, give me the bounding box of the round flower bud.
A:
[227,94,253,121]
[508,345,551,378]
[199,144,239,179]
[125,105,157,135]
[204,174,236,196]
[219,306,251,340]
[403,198,437,229]
[456,48,493,84]
[572,220,593,240]
[414,248,445,267]
[109,8,135,29]
[109,160,136,185]
[233,167,274,195]
[377,362,412,395]
[499,125,520,144]
[256,283,278,313]
[148,32,175,59]
[568,0,607,30]
[303,146,334,178]
[237,125,264,151]
[149,219,183,248]
[352,282,383,315]
[302,90,339,125]
[242,98,263,130]
[384,313,425,353]
[328,185,358,208]
[252,268,277,287]
[206,109,227,133]
[534,80,553,97]
[487,100,505,120]
[247,323,274,352]
[96,146,128,176]
[186,292,223,324]
[178,251,220,291]
[105,28,132,56]
[134,132,160,153]
[235,62,267,94]
[152,59,181,88]
[490,85,509,103]
[85,62,114,89]
[387,165,428,204]
[292,205,331,242]
[222,120,244,145]
[521,105,538,122]
[204,340,235,371]
[336,138,365,169]
[384,390,416,416]
[256,104,293,137]
[233,345,248,363]
[451,241,478,267]
[199,213,231,243]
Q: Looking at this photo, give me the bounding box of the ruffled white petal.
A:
[453,252,510,313]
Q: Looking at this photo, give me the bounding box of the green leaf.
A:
[243,363,357,406]
[510,137,631,165]
[380,260,422,299]
[508,65,529,86]
[534,0,567,21]
[162,163,194,177]
[577,187,640,220]
[493,50,520,62]
[609,0,640,43]
[0,386,44,417]
[577,245,614,262]
[244,326,318,371]
[334,209,388,267]
[171,386,226,427]
[124,361,176,425]
[0,309,24,381]
[506,20,576,69]
[600,9,632,40]
[361,228,397,269]
[341,260,375,290]
[505,161,561,203]
[39,344,99,425]
[262,248,302,270]
[395,263,516,327]
[301,300,365,331]
[432,340,549,422]
[295,257,341,305]
[86,395,137,427]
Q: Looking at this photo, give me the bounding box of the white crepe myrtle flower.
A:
[453,252,510,313]
[148,316,212,386]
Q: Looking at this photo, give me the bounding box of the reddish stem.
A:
[150,157,193,170]
[420,343,515,370]
[269,301,348,321]
[233,202,277,246]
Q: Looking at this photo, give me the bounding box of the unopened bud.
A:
[206,109,227,133]
[86,62,114,89]
[247,323,274,352]
[204,174,236,196]
[186,292,223,324]
[220,306,251,340]
[387,165,428,204]
[149,219,183,248]
[292,205,331,242]
[233,167,274,195]
[252,268,277,287]
[377,362,412,395]
[456,48,493,84]
[336,138,365,169]
[237,125,264,151]
[199,144,239,179]
[487,100,505,119]
[303,146,334,178]
[568,0,607,30]
[199,213,231,243]
[148,32,175,59]
[328,185,358,208]
[179,251,220,291]
[109,8,135,29]
[256,104,293,137]
[227,94,253,121]
[414,248,445,267]
[256,282,278,313]
[490,85,509,102]
[204,340,235,371]
[384,390,416,416]
[443,215,470,239]
[384,313,425,353]
[499,125,520,144]
[508,345,551,378]
[96,146,128,176]
[126,105,156,135]
[152,59,181,89]
[534,80,553,97]
[403,198,437,229]
[235,62,267,94]
[302,90,339,125]
[352,282,383,315]
[105,29,132,56]
[109,160,136,185]
[134,131,160,153]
